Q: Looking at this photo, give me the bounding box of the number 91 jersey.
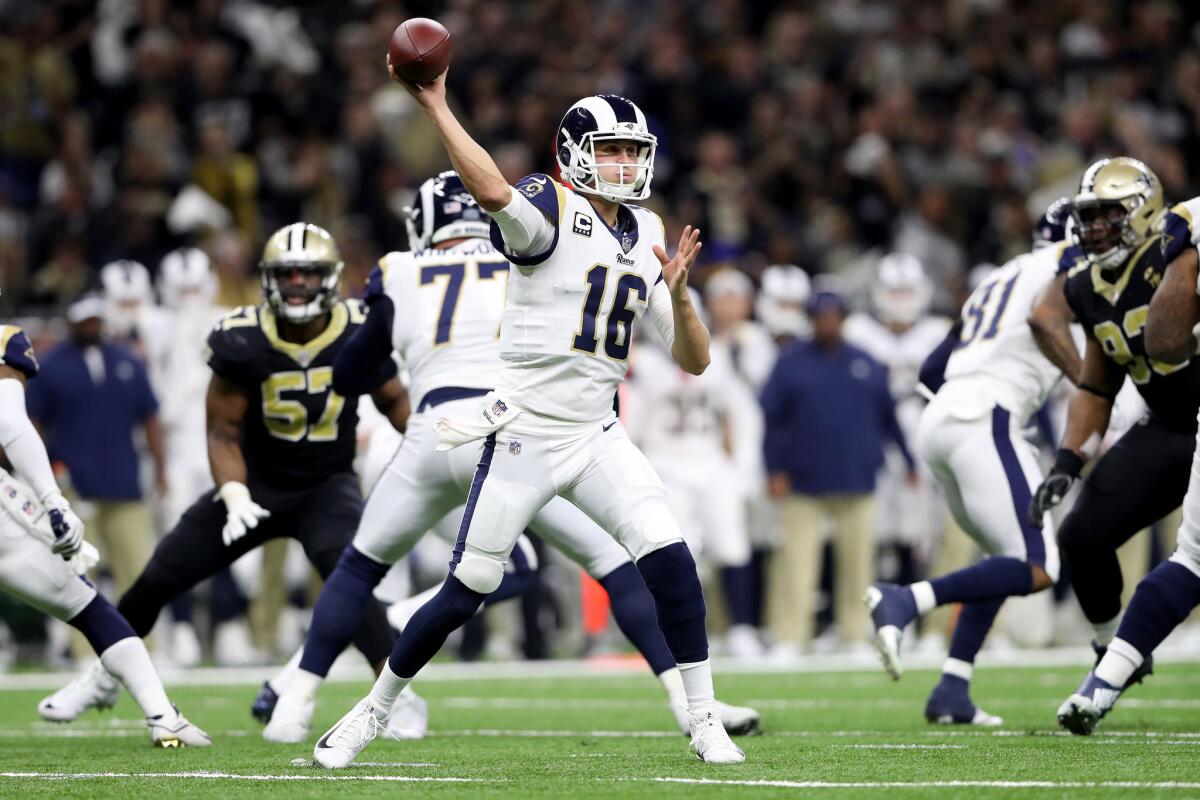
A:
[941,243,1075,424]
[491,174,674,424]
[1064,226,1200,431]
[205,301,366,488]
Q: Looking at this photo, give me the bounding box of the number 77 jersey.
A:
[372,240,511,411]
[941,242,1081,424]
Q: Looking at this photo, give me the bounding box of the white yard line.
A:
[624,777,1200,790]
[837,744,966,750]
[0,771,494,783]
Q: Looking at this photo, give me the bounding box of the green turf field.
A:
[0,660,1198,799]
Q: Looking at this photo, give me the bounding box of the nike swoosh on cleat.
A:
[315,728,336,750]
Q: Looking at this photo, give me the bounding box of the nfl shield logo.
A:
[509,440,522,456]
[491,399,508,417]
[621,232,633,253]
[21,501,34,515]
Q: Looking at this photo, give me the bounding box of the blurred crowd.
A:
[2,0,1199,666]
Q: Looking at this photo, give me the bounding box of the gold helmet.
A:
[259,223,344,323]
[1070,157,1165,272]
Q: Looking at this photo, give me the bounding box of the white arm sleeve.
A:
[647,279,676,350]
[0,379,61,500]
[489,187,556,258]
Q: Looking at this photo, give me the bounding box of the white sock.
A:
[678,659,716,717]
[99,637,173,719]
[290,669,323,701]
[270,645,305,694]
[1095,637,1142,687]
[942,657,973,681]
[911,582,937,615]
[1093,615,1120,646]
[658,667,688,711]
[367,661,409,719]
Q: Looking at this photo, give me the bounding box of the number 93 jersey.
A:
[205,301,366,488]
[941,243,1077,424]
[371,239,509,409]
[1065,224,1200,431]
[490,174,676,424]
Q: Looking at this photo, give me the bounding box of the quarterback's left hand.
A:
[43,492,85,560]
[653,225,702,301]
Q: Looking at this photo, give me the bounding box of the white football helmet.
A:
[756,264,811,338]
[158,247,217,309]
[99,259,154,336]
[872,252,932,327]
[556,95,657,202]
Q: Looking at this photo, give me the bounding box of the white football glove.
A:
[42,492,85,560]
[215,481,270,547]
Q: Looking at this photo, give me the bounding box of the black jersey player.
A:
[1029,158,1199,690]
[42,223,408,719]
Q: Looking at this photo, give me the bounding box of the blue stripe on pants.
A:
[450,433,497,572]
[991,406,1046,566]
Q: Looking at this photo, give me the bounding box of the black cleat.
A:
[251,681,279,723]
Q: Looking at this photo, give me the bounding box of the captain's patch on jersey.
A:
[572,212,592,237]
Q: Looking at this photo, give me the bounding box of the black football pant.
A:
[1058,414,1194,626]
[117,473,394,668]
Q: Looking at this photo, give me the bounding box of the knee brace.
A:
[339,544,391,586]
[637,542,708,663]
[453,550,505,594]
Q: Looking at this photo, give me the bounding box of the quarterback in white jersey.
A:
[265,173,755,752]
[865,203,1075,727]
[845,254,951,552]
[309,65,744,768]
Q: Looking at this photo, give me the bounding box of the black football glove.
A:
[1028,449,1085,528]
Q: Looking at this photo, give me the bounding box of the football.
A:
[388,18,452,83]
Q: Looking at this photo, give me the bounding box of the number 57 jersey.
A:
[939,243,1079,424]
[206,301,366,488]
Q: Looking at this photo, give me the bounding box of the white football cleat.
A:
[686,710,745,764]
[314,698,386,769]
[672,700,761,737]
[38,662,119,722]
[148,708,213,748]
[386,686,428,739]
[262,692,315,743]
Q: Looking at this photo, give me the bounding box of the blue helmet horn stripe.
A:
[601,95,637,125]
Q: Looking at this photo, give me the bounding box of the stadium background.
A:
[1,0,1200,669]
